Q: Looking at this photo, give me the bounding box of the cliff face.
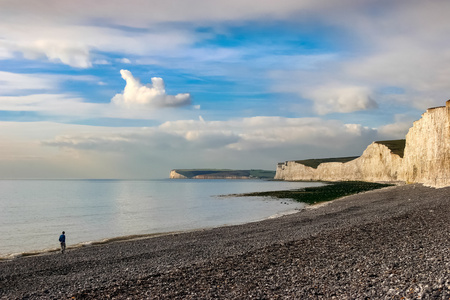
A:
[399,101,450,187]
[275,142,403,182]
[275,100,450,188]
[169,170,188,179]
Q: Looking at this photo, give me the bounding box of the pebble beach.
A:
[1,184,449,299]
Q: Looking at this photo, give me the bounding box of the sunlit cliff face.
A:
[276,101,450,188]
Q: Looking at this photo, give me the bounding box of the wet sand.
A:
[0,184,449,299]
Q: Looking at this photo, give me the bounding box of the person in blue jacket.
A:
[59,231,66,253]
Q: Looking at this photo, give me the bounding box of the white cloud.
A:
[0,70,197,121]
[302,85,378,115]
[112,70,192,108]
[0,94,99,116]
[0,18,197,68]
[377,114,419,140]
[0,1,350,28]
[344,124,374,136]
[0,39,93,68]
[0,71,104,97]
[119,58,131,64]
[271,66,380,115]
[0,93,199,122]
[0,71,58,94]
[32,40,92,68]
[0,46,13,60]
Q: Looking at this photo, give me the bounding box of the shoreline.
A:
[0,231,190,261]
[0,178,320,260]
[1,181,388,261]
[0,204,305,262]
[1,184,449,299]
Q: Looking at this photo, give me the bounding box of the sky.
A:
[0,0,449,179]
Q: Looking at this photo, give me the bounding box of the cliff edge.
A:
[275,100,450,188]
[400,101,450,187]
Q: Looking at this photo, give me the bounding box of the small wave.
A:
[0,247,61,261]
[0,252,24,261]
[0,231,186,262]
[0,207,305,262]
[267,209,301,219]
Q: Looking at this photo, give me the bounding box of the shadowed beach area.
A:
[0,184,449,299]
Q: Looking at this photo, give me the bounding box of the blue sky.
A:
[0,0,449,179]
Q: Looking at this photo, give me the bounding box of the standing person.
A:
[59,231,66,253]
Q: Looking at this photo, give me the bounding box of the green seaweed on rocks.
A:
[240,181,393,204]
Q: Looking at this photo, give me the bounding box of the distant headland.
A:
[170,169,275,180]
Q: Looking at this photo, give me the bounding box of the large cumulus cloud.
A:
[112,70,192,108]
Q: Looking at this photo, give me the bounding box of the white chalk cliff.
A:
[275,100,450,188]
[400,101,450,187]
[169,170,187,179]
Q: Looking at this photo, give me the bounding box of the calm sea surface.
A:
[0,179,323,258]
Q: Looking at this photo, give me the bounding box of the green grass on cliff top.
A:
[294,157,359,169]
[174,169,275,179]
[238,181,393,204]
[292,139,406,169]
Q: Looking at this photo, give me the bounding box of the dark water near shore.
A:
[0,179,323,258]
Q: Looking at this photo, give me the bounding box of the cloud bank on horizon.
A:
[0,0,448,178]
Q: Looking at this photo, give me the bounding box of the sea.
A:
[0,179,323,259]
